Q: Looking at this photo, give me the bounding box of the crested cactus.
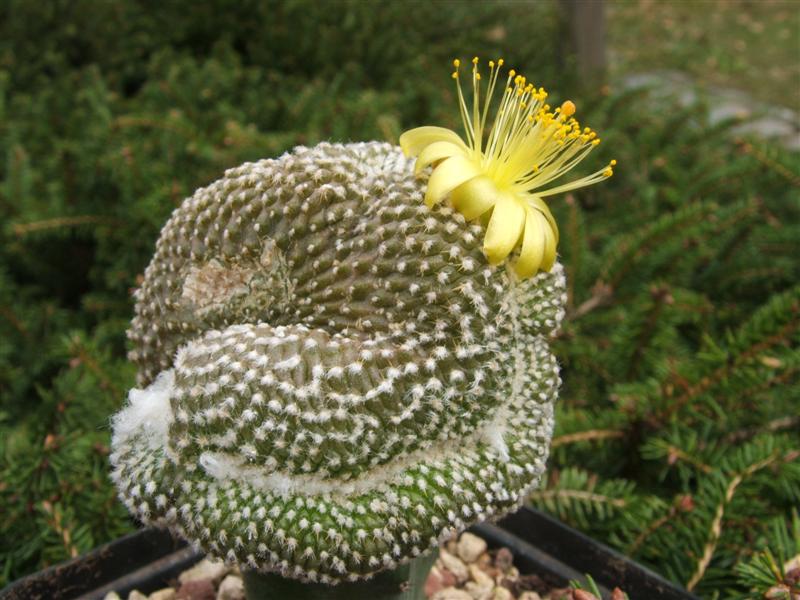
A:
[111,140,565,581]
[110,57,609,593]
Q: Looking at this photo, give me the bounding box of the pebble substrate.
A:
[104,531,593,600]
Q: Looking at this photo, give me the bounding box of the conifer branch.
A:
[40,501,79,559]
[68,336,122,398]
[664,445,713,474]
[12,215,122,236]
[551,429,625,448]
[686,451,793,591]
[599,202,717,289]
[570,282,613,319]
[626,495,693,555]
[737,366,800,402]
[627,509,674,556]
[0,305,28,336]
[529,489,627,508]
[112,115,195,138]
[658,304,799,423]
[736,139,800,187]
[735,509,800,594]
[626,286,671,380]
[724,416,800,445]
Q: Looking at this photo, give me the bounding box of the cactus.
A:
[110,140,566,586]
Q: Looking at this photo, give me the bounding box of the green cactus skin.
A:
[241,551,437,599]
[110,142,566,584]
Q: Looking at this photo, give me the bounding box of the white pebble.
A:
[457,532,488,563]
[216,574,245,600]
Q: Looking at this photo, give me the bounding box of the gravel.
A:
[106,532,627,600]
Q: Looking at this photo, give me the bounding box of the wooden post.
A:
[560,0,607,86]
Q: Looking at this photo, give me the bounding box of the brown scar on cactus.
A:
[180,240,293,318]
[181,259,254,312]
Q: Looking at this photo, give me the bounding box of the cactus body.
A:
[110,142,566,583]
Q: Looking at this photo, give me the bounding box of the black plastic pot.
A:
[1,507,697,600]
[473,509,698,600]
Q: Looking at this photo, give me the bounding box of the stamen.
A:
[560,100,576,117]
[449,57,608,197]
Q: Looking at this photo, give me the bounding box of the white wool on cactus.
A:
[111,369,174,450]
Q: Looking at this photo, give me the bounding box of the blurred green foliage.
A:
[0,1,797,598]
[608,0,800,112]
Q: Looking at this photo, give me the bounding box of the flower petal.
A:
[451,176,501,221]
[514,207,546,279]
[541,215,557,272]
[415,141,467,175]
[527,195,559,244]
[399,126,467,157]
[425,155,482,208]
[483,193,525,265]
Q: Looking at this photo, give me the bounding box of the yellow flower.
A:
[400,57,616,279]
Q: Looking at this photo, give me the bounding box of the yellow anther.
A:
[452,72,458,79]
[592,139,601,146]
[498,58,504,66]
[603,168,613,177]
[489,60,495,68]
[610,159,617,166]
[472,56,479,64]
[509,69,516,78]
[476,72,481,80]
[560,100,576,117]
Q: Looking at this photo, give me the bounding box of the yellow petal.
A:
[450,176,501,221]
[541,215,557,272]
[527,195,560,244]
[425,155,482,208]
[514,208,546,279]
[399,126,467,157]
[415,141,467,175]
[483,193,525,265]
